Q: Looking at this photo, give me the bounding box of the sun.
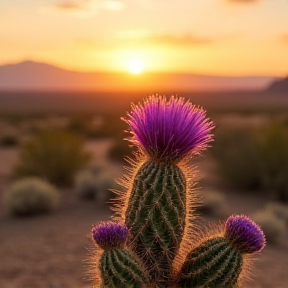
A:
[128,58,144,74]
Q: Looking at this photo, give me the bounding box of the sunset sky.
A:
[1,0,288,76]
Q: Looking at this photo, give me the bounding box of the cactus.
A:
[92,222,148,288]
[90,95,266,288]
[178,215,265,288]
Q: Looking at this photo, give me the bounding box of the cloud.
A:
[41,0,125,16]
[116,31,215,46]
[75,32,216,52]
[227,0,258,3]
[54,0,90,11]
[148,33,214,46]
[280,34,288,44]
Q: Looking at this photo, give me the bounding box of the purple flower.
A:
[225,215,266,254]
[123,95,214,163]
[92,222,128,250]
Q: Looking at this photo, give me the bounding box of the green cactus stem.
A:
[178,237,243,288]
[125,160,186,287]
[100,248,147,288]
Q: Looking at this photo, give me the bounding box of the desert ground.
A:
[1,140,288,288]
[1,91,288,288]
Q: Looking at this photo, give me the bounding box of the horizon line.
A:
[1,59,282,79]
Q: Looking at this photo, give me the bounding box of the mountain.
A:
[265,77,288,94]
[0,60,277,92]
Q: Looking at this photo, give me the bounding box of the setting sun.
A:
[128,58,144,74]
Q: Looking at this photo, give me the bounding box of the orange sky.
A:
[1,0,288,76]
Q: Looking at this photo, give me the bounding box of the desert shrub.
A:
[3,178,60,216]
[15,130,91,186]
[0,134,18,147]
[265,202,288,225]
[212,127,261,190]
[75,166,116,202]
[212,124,288,201]
[67,115,91,136]
[75,171,97,200]
[108,138,135,163]
[199,190,229,218]
[67,115,106,139]
[252,210,286,245]
[67,113,127,139]
[256,125,288,201]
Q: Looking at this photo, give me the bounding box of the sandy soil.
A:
[1,141,288,288]
[0,191,112,288]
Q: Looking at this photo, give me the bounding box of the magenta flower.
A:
[92,222,128,250]
[123,95,214,163]
[225,215,266,254]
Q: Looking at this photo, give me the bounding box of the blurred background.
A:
[1,0,288,287]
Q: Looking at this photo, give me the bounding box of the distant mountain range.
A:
[266,77,288,94]
[0,60,283,92]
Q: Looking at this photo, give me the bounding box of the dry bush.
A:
[75,171,97,200]
[257,125,288,202]
[212,127,261,190]
[212,124,288,202]
[108,138,135,163]
[0,134,19,147]
[252,210,286,245]
[199,190,229,219]
[265,202,288,225]
[3,178,60,216]
[15,130,91,186]
[67,114,126,139]
[75,165,116,203]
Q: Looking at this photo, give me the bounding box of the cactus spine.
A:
[90,95,266,288]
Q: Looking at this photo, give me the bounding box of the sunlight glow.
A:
[128,58,144,74]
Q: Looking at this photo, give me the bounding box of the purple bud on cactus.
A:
[92,221,128,250]
[225,215,266,254]
[123,95,214,163]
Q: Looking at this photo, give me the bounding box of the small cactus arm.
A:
[177,215,266,288]
[92,222,148,288]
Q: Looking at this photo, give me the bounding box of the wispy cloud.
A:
[116,31,215,46]
[147,33,214,46]
[280,34,288,44]
[40,0,125,17]
[227,0,258,3]
[54,0,90,11]
[73,33,215,54]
